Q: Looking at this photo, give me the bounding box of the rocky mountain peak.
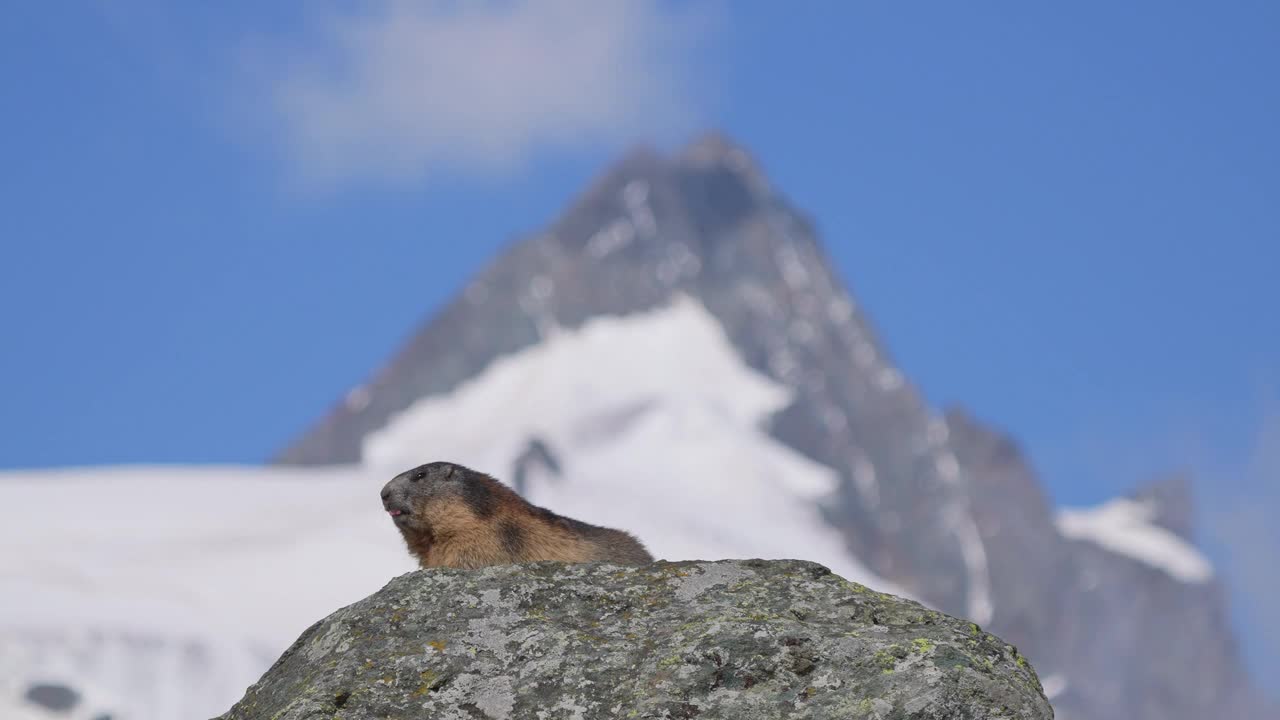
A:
[679,130,771,190]
[1128,473,1197,541]
[547,130,780,266]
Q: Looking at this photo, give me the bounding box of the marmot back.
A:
[380,461,654,569]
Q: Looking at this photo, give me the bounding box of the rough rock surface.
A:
[217,560,1052,719]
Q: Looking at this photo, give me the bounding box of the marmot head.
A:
[380,461,499,534]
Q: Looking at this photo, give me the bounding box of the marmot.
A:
[380,461,654,569]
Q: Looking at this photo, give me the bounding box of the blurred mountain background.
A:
[2,2,1277,719]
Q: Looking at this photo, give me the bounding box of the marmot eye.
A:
[411,471,426,482]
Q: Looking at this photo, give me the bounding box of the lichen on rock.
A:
[215,559,1053,719]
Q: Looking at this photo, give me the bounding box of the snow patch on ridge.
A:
[1057,497,1213,584]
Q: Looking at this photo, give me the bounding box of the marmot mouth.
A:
[387,509,405,517]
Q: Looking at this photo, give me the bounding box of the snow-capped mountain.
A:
[275,132,1267,718]
[1,132,1269,719]
[0,301,901,720]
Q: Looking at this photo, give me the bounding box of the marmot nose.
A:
[380,488,391,503]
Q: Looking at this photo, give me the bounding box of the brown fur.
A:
[381,461,654,569]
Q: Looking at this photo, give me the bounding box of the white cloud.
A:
[250,0,715,188]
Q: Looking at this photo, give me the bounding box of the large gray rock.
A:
[217,560,1052,719]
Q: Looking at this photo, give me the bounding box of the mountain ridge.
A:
[271,130,1268,720]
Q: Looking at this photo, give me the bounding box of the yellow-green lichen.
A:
[412,670,438,698]
[874,649,897,673]
[658,653,683,668]
[844,581,869,594]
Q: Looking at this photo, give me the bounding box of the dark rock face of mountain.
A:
[216,560,1054,720]
[942,409,1073,675]
[945,413,1266,720]
[275,133,1268,720]
[1055,538,1255,720]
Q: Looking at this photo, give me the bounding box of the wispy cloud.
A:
[242,0,716,189]
[1204,407,1280,698]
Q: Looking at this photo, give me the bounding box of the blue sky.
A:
[2,1,1277,691]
